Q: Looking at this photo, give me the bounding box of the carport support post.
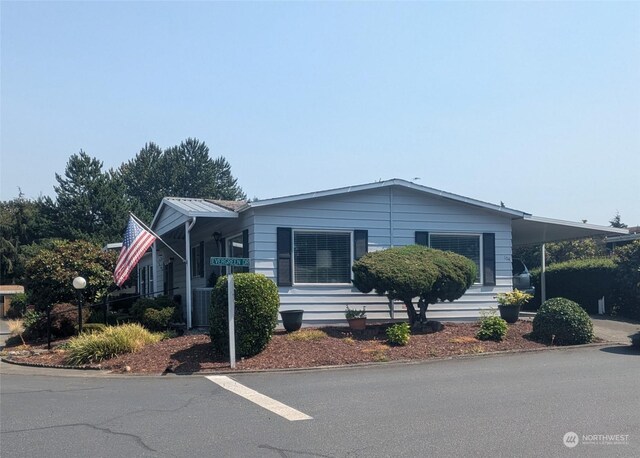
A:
[541,243,546,304]
[227,266,236,369]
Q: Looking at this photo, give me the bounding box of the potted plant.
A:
[280,309,304,332]
[495,289,533,323]
[345,306,367,331]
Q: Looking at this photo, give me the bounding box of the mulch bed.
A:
[2,321,549,375]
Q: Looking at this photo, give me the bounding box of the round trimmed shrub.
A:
[532,297,594,345]
[476,316,508,341]
[210,273,280,357]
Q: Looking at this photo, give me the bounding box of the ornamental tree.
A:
[24,239,117,310]
[352,245,476,326]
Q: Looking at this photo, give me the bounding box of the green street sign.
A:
[210,257,250,267]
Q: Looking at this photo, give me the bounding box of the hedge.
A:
[530,258,616,314]
[612,241,640,320]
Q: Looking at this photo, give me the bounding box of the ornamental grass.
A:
[65,323,162,365]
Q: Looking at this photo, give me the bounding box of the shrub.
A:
[386,322,411,346]
[22,309,46,339]
[476,316,508,341]
[130,296,179,332]
[65,323,162,365]
[532,297,594,345]
[81,323,107,334]
[530,258,616,313]
[210,273,280,357]
[612,241,640,320]
[142,307,175,332]
[353,245,476,325]
[7,292,29,317]
[48,303,92,338]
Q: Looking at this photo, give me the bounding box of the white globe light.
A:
[73,276,87,290]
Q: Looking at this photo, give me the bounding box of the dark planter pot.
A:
[498,305,521,324]
[347,317,367,331]
[280,309,304,332]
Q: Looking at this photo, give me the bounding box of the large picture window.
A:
[294,231,351,284]
[430,234,481,283]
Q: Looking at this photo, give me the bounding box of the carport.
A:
[511,215,628,302]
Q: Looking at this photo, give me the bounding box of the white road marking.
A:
[205,375,313,421]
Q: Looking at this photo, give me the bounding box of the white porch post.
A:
[152,242,158,297]
[541,243,546,304]
[185,221,192,329]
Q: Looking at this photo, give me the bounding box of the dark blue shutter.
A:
[277,228,292,286]
[483,233,496,286]
[242,229,249,272]
[415,231,429,246]
[242,229,249,258]
[354,230,368,260]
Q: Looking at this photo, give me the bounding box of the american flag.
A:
[114,216,156,287]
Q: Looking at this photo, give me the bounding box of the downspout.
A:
[152,241,158,297]
[185,217,197,329]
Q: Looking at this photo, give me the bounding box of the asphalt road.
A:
[1,345,638,458]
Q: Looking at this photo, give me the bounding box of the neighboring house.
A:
[606,226,640,251]
[0,285,25,318]
[136,179,626,328]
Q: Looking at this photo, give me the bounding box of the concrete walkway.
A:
[591,315,640,344]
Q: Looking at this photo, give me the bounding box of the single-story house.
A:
[135,179,627,328]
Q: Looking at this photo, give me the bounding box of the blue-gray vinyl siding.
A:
[250,186,513,322]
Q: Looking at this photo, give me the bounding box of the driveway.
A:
[591,316,640,344]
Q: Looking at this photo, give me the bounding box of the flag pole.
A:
[129,212,187,263]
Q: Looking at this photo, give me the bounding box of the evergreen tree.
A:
[52,151,130,243]
[609,211,628,228]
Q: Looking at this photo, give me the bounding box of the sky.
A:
[1,1,639,227]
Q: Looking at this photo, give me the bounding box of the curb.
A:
[1,340,625,378]
[1,356,102,371]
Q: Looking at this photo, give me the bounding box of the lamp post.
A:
[73,276,87,334]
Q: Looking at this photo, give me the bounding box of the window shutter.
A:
[242,229,249,258]
[199,241,205,277]
[354,230,368,260]
[277,228,292,286]
[415,231,429,246]
[483,233,496,286]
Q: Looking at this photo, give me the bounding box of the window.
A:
[430,234,481,283]
[227,233,248,273]
[293,231,351,284]
[191,242,204,278]
[139,265,153,296]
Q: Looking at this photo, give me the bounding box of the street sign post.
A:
[210,257,250,368]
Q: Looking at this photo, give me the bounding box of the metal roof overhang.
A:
[512,215,628,247]
[150,198,239,237]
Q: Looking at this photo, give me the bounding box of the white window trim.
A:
[429,232,483,285]
[292,229,354,286]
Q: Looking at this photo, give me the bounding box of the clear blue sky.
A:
[1,1,639,226]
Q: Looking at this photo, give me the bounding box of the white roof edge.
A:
[242,178,528,217]
[519,215,629,234]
